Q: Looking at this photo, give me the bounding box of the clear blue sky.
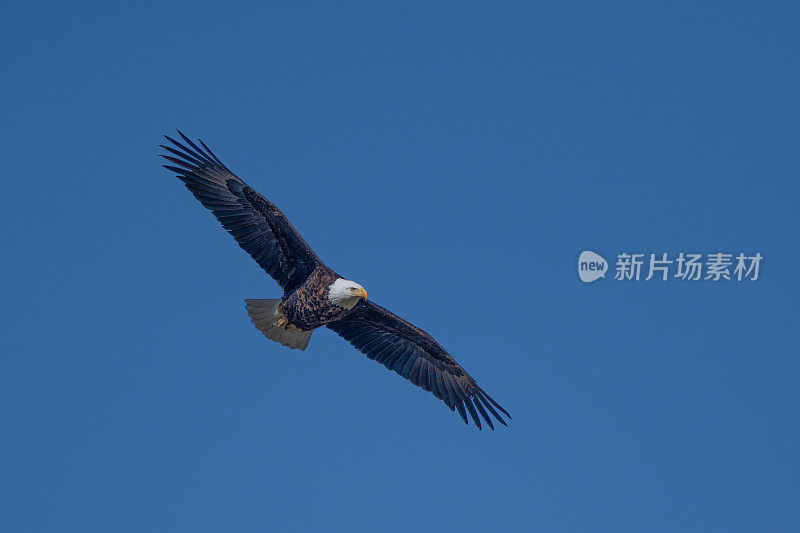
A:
[2,2,798,531]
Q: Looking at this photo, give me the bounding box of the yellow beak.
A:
[357,288,368,299]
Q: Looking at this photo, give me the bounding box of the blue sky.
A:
[2,1,798,531]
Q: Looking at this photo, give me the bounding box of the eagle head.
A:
[328,278,368,309]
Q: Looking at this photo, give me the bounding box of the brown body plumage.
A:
[280,266,351,330]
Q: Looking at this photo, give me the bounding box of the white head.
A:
[328,278,368,309]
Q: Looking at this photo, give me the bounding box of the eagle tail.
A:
[244,299,313,351]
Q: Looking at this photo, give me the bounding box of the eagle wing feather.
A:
[160,132,321,293]
[327,300,510,429]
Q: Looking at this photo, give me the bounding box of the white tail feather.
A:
[244,299,313,351]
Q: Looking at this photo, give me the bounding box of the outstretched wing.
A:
[160,131,321,293]
[327,300,510,430]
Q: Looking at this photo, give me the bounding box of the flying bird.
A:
[160,132,510,429]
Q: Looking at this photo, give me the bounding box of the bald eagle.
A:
[160,132,510,429]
